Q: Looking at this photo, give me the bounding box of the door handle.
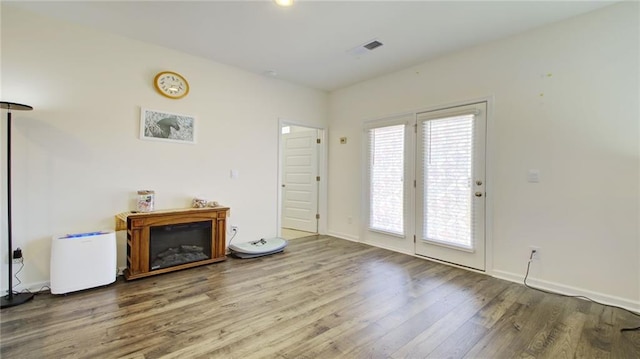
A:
[282,184,286,188]
[475,192,483,197]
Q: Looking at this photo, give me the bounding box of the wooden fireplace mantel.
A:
[115,206,229,280]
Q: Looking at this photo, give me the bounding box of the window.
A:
[422,115,474,248]
[366,124,405,236]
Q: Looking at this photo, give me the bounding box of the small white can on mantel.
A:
[137,190,155,212]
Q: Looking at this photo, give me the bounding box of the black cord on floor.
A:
[10,258,51,296]
[19,285,51,295]
[523,250,639,333]
[11,258,24,292]
[621,326,640,332]
[228,227,238,246]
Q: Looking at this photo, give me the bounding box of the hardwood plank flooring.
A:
[1,235,639,358]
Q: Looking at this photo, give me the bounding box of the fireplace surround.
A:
[115,207,229,280]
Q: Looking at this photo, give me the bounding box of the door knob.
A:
[476,180,483,186]
[282,184,286,188]
[475,192,483,197]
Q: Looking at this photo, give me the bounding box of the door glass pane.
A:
[368,124,404,235]
[422,115,473,249]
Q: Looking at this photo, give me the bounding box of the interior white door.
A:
[282,129,319,233]
[415,102,487,271]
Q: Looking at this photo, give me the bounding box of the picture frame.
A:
[140,108,196,144]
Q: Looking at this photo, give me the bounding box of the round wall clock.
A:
[154,71,190,99]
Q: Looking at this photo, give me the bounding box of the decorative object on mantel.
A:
[140,108,196,144]
[136,190,155,212]
[192,197,207,208]
[192,197,220,208]
[1,101,35,309]
[153,71,189,99]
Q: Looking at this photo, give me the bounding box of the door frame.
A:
[414,102,487,271]
[277,118,327,237]
[412,96,495,274]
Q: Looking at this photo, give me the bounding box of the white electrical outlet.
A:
[529,246,540,260]
[231,225,238,232]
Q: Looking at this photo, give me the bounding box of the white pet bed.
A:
[229,237,288,258]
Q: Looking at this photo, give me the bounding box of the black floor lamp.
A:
[1,101,35,309]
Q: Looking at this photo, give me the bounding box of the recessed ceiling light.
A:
[274,0,294,7]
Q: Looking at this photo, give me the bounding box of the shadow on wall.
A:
[22,235,52,289]
[8,116,95,280]
[15,115,93,163]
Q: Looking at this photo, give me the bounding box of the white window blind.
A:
[422,115,474,249]
[367,124,405,236]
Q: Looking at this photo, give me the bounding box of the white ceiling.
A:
[7,1,615,92]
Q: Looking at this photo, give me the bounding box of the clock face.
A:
[154,71,189,99]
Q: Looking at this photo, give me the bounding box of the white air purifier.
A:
[50,230,117,294]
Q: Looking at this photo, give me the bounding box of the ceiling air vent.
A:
[364,40,383,50]
[347,38,384,57]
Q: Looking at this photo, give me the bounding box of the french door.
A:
[414,102,487,271]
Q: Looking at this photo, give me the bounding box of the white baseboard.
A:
[1,280,51,294]
[2,269,127,294]
[493,269,640,314]
[329,233,445,262]
[362,241,413,257]
[326,231,359,242]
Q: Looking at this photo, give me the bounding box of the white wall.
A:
[327,2,639,309]
[0,6,327,291]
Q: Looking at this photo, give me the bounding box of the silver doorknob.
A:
[475,192,483,197]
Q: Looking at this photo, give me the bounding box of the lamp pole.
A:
[1,101,35,309]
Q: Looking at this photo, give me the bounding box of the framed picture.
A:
[140,108,196,144]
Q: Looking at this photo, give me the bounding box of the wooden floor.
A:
[1,235,639,358]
